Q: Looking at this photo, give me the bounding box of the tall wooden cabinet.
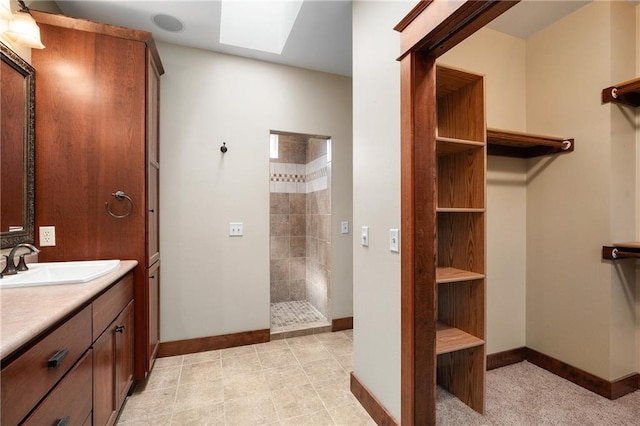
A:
[32,11,164,380]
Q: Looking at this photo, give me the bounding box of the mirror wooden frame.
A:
[1,42,35,249]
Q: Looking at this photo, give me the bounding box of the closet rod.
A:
[615,80,640,96]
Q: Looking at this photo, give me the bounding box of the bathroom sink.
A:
[0,260,121,288]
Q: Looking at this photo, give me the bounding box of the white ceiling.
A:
[42,1,601,77]
[487,0,592,39]
[53,0,352,76]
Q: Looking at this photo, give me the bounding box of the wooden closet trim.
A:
[395,1,518,60]
[396,2,518,425]
[32,10,164,75]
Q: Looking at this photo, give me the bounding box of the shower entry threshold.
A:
[270,300,331,338]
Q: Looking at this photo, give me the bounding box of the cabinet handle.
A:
[149,209,155,213]
[56,416,70,426]
[150,275,156,279]
[47,348,69,368]
[115,325,126,333]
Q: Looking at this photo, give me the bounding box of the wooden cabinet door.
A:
[33,24,146,264]
[147,262,160,369]
[94,300,134,426]
[147,53,160,266]
[115,301,134,411]
[93,322,116,426]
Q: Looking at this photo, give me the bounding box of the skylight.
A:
[219,0,304,54]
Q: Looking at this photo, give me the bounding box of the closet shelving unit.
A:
[487,128,574,158]
[434,64,487,413]
[602,77,640,107]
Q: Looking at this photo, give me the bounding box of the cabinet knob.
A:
[47,348,69,368]
[56,416,70,426]
[115,325,126,333]
[149,209,155,213]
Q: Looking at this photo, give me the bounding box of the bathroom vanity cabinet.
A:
[31,11,163,380]
[0,270,134,426]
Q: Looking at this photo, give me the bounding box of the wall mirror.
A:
[1,42,35,249]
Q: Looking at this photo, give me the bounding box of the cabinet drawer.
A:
[93,272,134,340]
[23,349,93,426]
[1,305,92,426]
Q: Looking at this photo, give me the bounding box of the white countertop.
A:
[0,260,138,361]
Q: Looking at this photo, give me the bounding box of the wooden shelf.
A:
[487,128,574,158]
[436,136,484,156]
[602,242,640,260]
[437,208,484,213]
[602,77,640,107]
[436,322,485,355]
[436,267,484,284]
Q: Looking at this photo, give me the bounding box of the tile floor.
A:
[117,330,375,425]
[270,301,330,335]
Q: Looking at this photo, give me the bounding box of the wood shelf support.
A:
[487,128,574,158]
[602,242,640,260]
[602,77,640,108]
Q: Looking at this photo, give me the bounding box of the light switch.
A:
[341,221,349,234]
[390,229,399,253]
[361,226,369,247]
[229,222,243,236]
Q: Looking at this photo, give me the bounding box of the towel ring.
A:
[105,190,134,219]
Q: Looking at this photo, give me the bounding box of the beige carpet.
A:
[436,361,640,425]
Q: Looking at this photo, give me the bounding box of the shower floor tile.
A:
[271,301,330,334]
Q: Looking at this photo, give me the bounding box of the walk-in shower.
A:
[269,131,332,337]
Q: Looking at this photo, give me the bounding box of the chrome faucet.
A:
[1,243,40,276]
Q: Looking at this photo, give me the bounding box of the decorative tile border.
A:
[270,155,328,194]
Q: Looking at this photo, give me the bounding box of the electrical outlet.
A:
[39,226,56,246]
[229,222,243,236]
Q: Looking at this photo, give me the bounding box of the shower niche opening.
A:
[269,131,332,337]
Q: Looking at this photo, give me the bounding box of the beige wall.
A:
[609,0,638,382]
[158,43,352,341]
[352,1,414,420]
[526,1,637,381]
[440,28,528,354]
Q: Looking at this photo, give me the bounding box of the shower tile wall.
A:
[305,138,331,319]
[269,134,331,320]
[270,134,307,303]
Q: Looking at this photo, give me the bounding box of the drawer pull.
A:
[115,325,126,333]
[56,416,70,426]
[47,348,69,368]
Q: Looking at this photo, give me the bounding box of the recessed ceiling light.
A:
[219,0,303,54]
[152,13,184,33]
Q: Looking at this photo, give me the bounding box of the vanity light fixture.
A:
[4,0,44,49]
[0,0,13,34]
[0,0,12,21]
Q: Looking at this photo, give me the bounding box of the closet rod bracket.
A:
[602,244,640,260]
